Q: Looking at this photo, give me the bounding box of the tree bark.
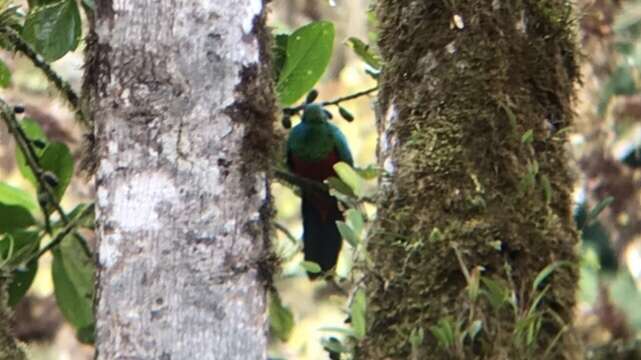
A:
[88,1,275,359]
[0,278,25,360]
[361,1,580,359]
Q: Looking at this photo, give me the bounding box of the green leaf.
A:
[337,221,358,247]
[17,141,74,201]
[350,288,366,339]
[521,129,534,144]
[269,292,294,342]
[15,118,48,185]
[354,164,380,180]
[541,174,552,204]
[586,196,614,227]
[467,320,483,341]
[0,182,38,214]
[52,232,95,338]
[532,261,572,292]
[0,231,40,306]
[333,162,364,198]
[326,176,356,198]
[321,337,350,354]
[346,37,381,69]
[272,33,288,82]
[346,208,364,237]
[301,260,321,274]
[276,21,335,105]
[22,0,82,62]
[0,58,11,87]
[318,326,357,337]
[0,204,35,232]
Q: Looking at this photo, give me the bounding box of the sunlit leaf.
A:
[333,162,364,198]
[276,21,334,105]
[337,221,358,247]
[346,37,381,69]
[269,292,294,342]
[0,58,11,87]
[350,288,366,339]
[0,182,38,214]
[301,260,321,274]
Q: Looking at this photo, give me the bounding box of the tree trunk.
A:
[0,278,25,360]
[87,1,275,359]
[362,1,580,359]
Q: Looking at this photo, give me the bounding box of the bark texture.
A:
[361,1,580,359]
[88,1,275,359]
[0,278,25,360]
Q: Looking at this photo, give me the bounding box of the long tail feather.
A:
[301,192,343,279]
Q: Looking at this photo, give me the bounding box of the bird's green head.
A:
[301,104,328,125]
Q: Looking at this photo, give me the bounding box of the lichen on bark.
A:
[361,1,581,359]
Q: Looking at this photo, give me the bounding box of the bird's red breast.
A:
[289,149,340,182]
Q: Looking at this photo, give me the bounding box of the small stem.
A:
[320,86,378,108]
[0,98,69,224]
[32,203,95,261]
[0,26,87,126]
[283,86,379,115]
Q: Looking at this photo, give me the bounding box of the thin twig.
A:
[320,86,378,107]
[0,98,69,224]
[283,86,378,114]
[0,26,87,126]
[31,203,94,261]
[274,221,299,245]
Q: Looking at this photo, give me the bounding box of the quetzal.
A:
[286,104,353,278]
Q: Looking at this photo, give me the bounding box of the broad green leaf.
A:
[336,221,358,247]
[0,231,39,306]
[269,292,294,342]
[15,118,48,185]
[346,208,364,237]
[52,232,95,338]
[333,162,364,197]
[532,261,572,292]
[0,182,38,213]
[350,288,366,339]
[301,260,321,274]
[0,58,11,87]
[276,21,334,105]
[326,176,355,198]
[0,204,35,232]
[17,141,74,201]
[22,0,82,62]
[272,33,288,82]
[346,37,381,69]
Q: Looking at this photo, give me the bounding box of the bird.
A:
[286,103,353,279]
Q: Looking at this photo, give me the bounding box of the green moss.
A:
[360,1,580,359]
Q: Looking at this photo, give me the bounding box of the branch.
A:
[274,222,299,245]
[32,203,95,261]
[0,98,68,224]
[0,26,87,126]
[273,168,329,195]
[283,86,378,115]
[320,86,378,108]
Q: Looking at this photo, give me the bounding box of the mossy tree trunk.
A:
[361,1,580,359]
[88,0,275,358]
[0,278,25,360]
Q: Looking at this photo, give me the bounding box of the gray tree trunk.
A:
[87,1,275,359]
[361,1,580,359]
